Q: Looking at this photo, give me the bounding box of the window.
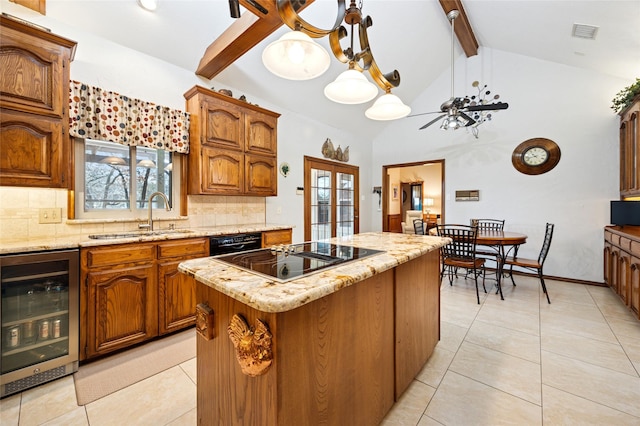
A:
[74,139,180,219]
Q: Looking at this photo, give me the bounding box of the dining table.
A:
[428,227,528,299]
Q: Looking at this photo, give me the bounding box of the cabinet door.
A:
[0,109,68,188]
[157,238,208,334]
[262,229,292,247]
[196,146,243,194]
[618,252,630,305]
[202,98,243,150]
[84,264,157,359]
[603,241,612,286]
[245,110,277,156]
[245,154,276,196]
[630,256,640,318]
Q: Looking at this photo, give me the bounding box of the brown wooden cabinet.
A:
[604,226,640,319]
[261,228,292,247]
[619,95,640,198]
[184,85,279,196]
[0,14,76,188]
[80,238,208,360]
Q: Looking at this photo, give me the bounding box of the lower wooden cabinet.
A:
[604,226,640,319]
[80,238,208,360]
[262,228,292,247]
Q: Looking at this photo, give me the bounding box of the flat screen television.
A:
[610,201,640,226]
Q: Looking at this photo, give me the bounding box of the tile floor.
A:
[2,275,640,425]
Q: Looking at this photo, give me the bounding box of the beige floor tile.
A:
[449,341,542,405]
[19,376,80,426]
[606,316,640,339]
[415,346,456,388]
[440,298,480,329]
[540,299,603,323]
[541,307,618,344]
[424,371,542,426]
[165,407,197,426]
[85,366,196,426]
[544,281,595,306]
[417,414,445,425]
[617,333,640,364]
[596,298,639,321]
[587,285,623,306]
[541,327,637,376]
[465,320,541,363]
[542,384,640,425]
[380,380,435,425]
[0,393,20,426]
[40,406,89,425]
[179,357,197,384]
[541,350,640,417]
[475,302,540,336]
[437,321,468,353]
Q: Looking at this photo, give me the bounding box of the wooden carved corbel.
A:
[227,314,273,376]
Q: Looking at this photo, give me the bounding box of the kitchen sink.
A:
[88,229,195,239]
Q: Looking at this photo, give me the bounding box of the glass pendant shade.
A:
[262,30,331,80]
[365,92,411,121]
[324,69,379,104]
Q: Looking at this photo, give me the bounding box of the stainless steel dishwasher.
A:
[0,249,79,397]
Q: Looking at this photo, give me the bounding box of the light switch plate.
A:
[39,208,62,224]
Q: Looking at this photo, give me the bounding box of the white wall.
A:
[371,47,625,282]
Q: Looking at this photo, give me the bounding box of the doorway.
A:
[382,160,444,233]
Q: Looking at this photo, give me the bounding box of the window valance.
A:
[69,80,190,154]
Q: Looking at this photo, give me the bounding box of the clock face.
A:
[523,147,549,166]
[512,138,561,175]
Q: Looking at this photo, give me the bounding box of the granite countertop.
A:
[0,224,292,255]
[178,232,450,313]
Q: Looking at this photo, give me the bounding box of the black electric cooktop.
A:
[213,242,384,282]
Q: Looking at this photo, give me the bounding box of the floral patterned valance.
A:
[69,80,190,154]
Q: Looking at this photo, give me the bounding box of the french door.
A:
[304,156,359,241]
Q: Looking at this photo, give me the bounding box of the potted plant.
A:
[611,78,640,113]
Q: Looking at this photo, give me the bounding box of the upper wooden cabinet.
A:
[184,85,280,196]
[619,95,640,198]
[0,15,76,188]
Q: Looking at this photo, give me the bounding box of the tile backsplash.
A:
[0,187,266,241]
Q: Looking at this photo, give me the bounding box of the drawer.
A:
[620,237,632,252]
[262,229,292,247]
[84,244,155,268]
[631,240,640,256]
[607,233,621,246]
[157,238,208,260]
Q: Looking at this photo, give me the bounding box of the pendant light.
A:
[262,30,331,80]
[324,64,378,104]
[365,89,411,120]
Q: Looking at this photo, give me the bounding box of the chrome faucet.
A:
[139,191,171,231]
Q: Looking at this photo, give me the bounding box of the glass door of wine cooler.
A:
[1,249,79,397]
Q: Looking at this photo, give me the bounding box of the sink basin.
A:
[88,229,195,240]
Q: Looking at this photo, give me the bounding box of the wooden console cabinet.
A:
[604,226,640,319]
[184,86,280,196]
[80,238,208,360]
[261,228,292,247]
[0,15,76,188]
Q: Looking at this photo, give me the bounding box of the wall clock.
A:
[512,138,561,175]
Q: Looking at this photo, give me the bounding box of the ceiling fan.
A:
[409,9,508,135]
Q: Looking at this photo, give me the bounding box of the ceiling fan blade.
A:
[406,111,442,118]
[419,114,446,130]
[459,112,476,127]
[466,102,509,112]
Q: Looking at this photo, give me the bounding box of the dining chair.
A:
[413,219,425,235]
[437,224,486,304]
[502,223,554,304]
[470,219,505,279]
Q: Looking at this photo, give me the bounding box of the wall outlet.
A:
[39,208,62,224]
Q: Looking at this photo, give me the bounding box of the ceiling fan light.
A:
[137,0,157,11]
[262,30,330,80]
[100,156,127,166]
[365,92,411,121]
[324,69,379,104]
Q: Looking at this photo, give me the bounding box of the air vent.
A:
[572,23,599,40]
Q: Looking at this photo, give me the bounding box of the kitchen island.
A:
[178,232,449,425]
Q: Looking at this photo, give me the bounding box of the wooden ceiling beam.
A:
[196,0,315,79]
[438,0,479,57]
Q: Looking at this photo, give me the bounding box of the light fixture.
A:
[137,0,157,12]
[264,0,409,120]
[365,90,411,120]
[165,163,173,172]
[262,29,331,80]
[137,159,156,168]
[228,0,241,18]
[423,198,434,216]
[100,156,127,166]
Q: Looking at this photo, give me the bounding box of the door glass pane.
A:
[84,140,130,210]
[311,169,332,241]
[336,172,354,237]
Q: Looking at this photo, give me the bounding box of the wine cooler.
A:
[1,249,79,397]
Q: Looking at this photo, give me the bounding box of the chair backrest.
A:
[470,219,505,231]
[437,224,478,260]
[413,219,425,235]
[405,210,422,224]
[538,223,555,265]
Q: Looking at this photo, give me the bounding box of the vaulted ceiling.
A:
[11,0,640,139]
